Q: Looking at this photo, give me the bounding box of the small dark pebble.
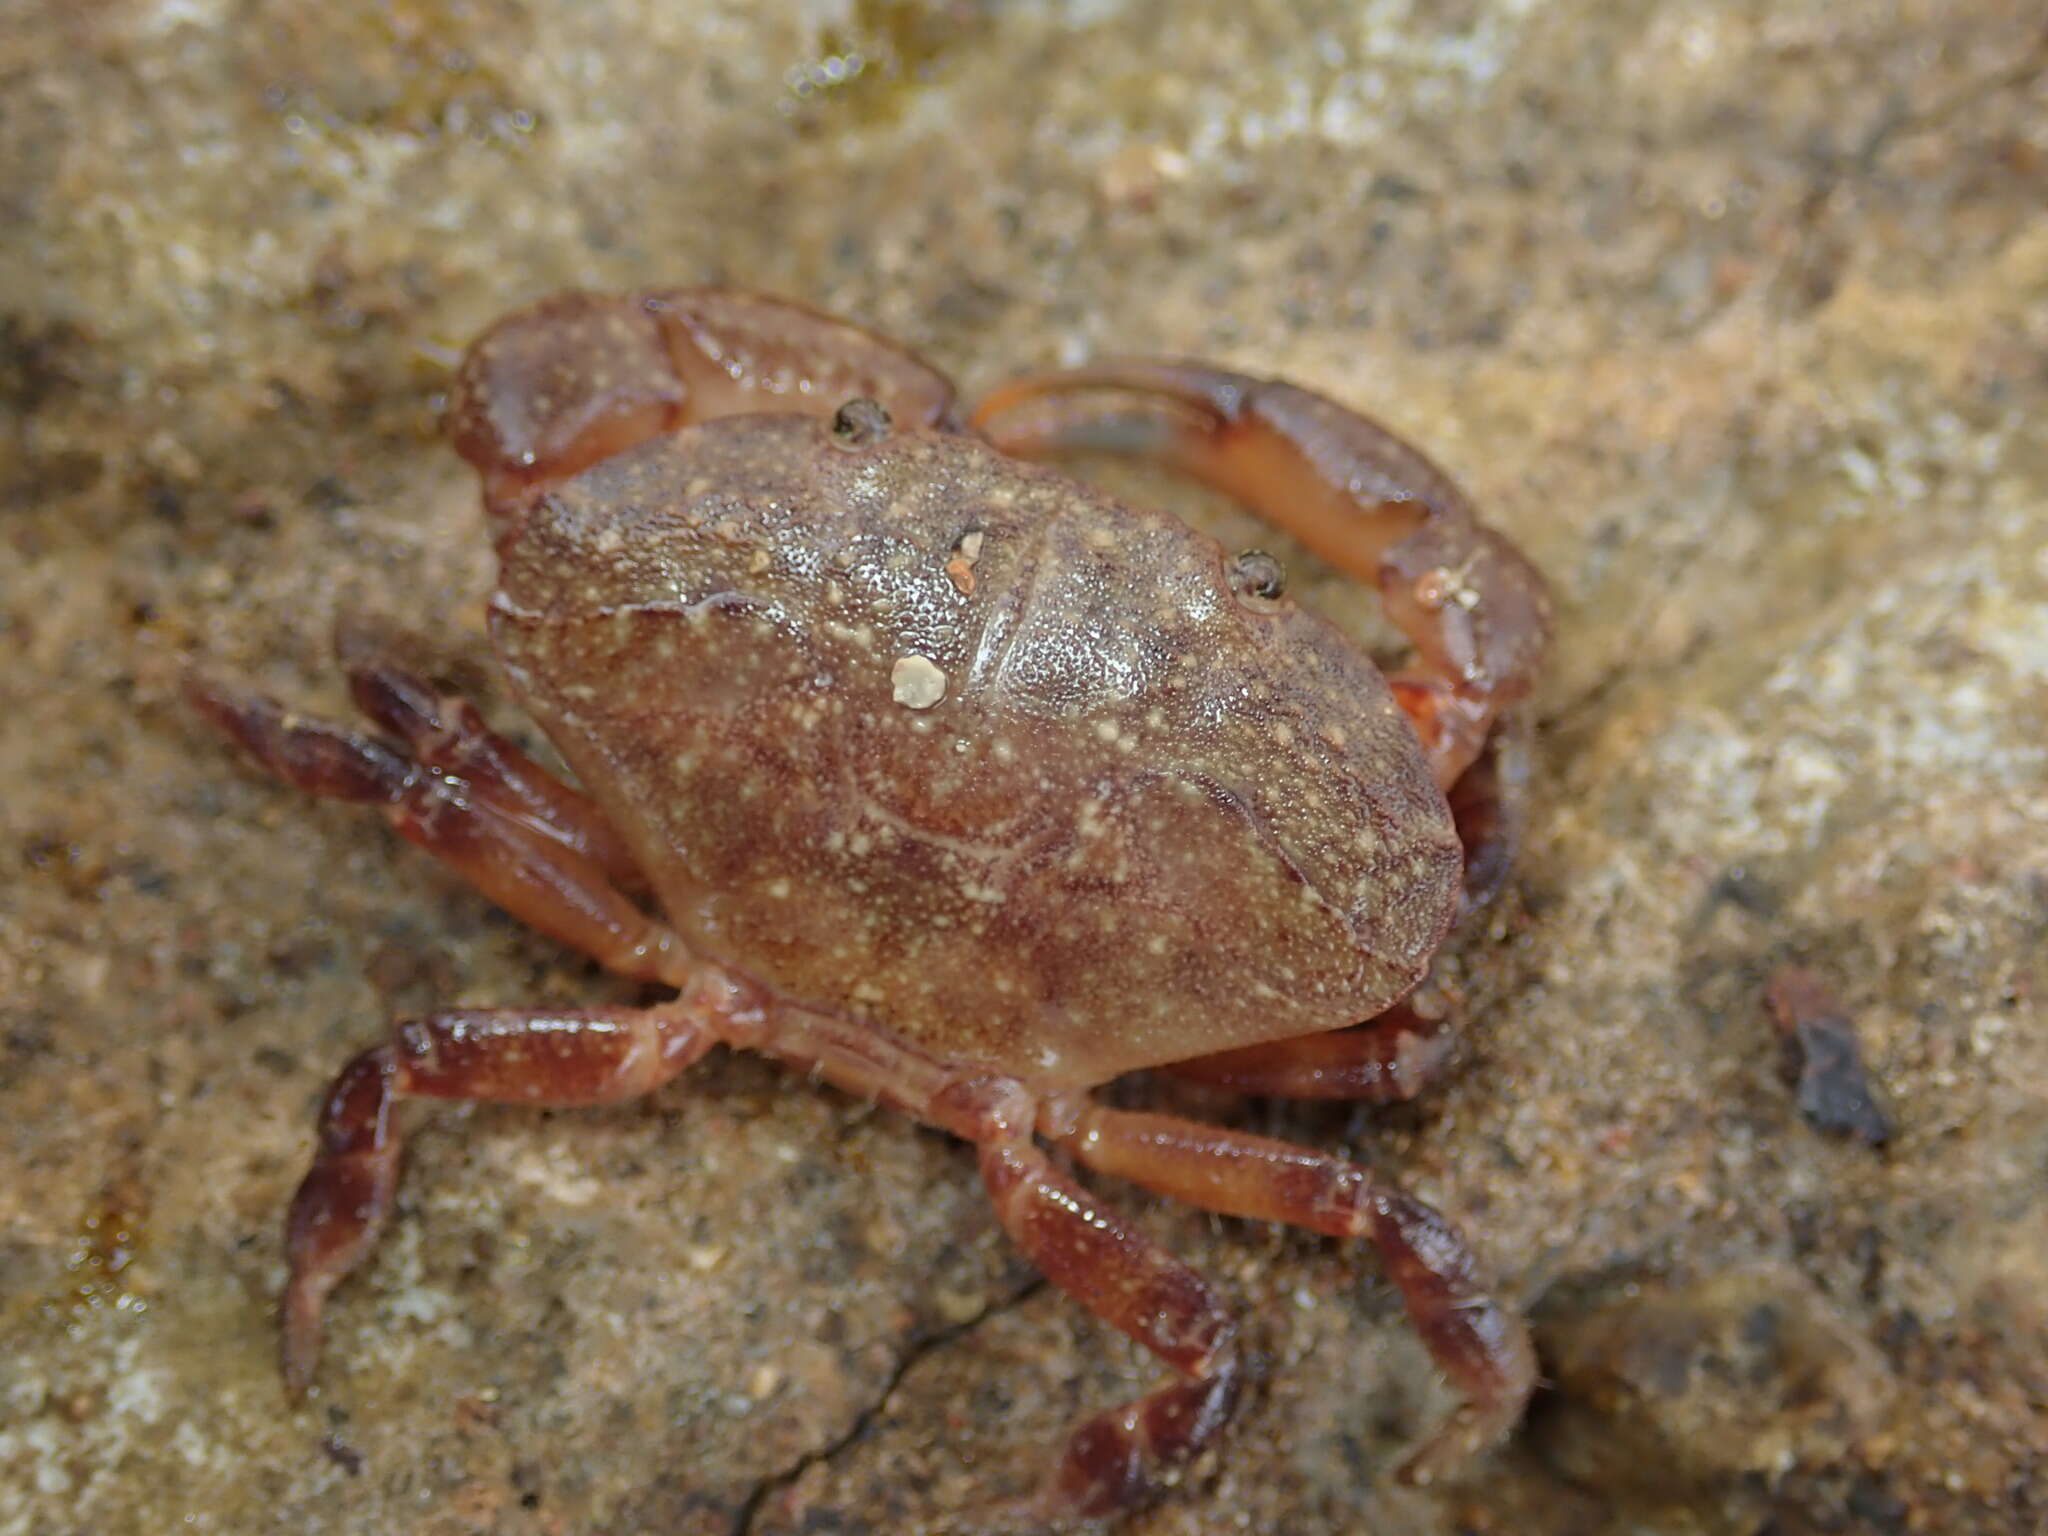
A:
[1709,863,1782,917]
[320,1434,365,1476]
[1766,967,1893,1146]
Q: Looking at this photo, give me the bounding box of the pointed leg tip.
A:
[184,675,297,773]
[280,1346,317,1405]
[279,1284,328,1402]
[182,668,257,726]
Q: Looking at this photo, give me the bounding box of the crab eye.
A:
[830,397,893,448]
[1227,549,1286,603]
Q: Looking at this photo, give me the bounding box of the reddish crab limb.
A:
[980,1140,1245,1523]
[1445,709,1535,918]
[333,623,650,896]
[1026,1360,1243,1526]
[970,361,1552,791]
[445,287,962,512]
[1162,1001,1455,1102]
[279,989,747,1395]
[1053,1103,1536,1486]
[280,1046,398,1399]
[185,674,686,984]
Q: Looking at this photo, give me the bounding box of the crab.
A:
[191,288,1551,1525]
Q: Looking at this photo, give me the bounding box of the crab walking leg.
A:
[978,1141,1245,1522]
[187,675,686,984]
[333,623,650,895]
[972,363,1552,790]
[759,1004,1238,1516]
[1052,1105,1535,1486]
[1163,1002,1455,1102]
[281,984,752,1395]
[1445,708,1535,918]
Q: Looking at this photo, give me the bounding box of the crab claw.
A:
[972,361,1551,790]
[447,287,963,517]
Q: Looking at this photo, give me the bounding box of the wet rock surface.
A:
[3,2,2044,1533]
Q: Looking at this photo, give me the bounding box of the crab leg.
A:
[187,674,687,984]
[972,362,1551,791]
[1443,708,1534,917]
[280,978,757,1394]
[1162,1001,1454,1102]
[1052,1103,1535,1487]
[331,623,649,894]
[978,1140,1245,1522]
[734,1014,1247,1519]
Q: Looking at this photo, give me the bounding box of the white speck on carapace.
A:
[892,654,947,709]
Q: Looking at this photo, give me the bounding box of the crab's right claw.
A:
[973,361,1552,791]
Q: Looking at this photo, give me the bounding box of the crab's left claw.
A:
[448,287,963,518]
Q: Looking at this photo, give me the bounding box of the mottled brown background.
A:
[3,3,2044,1534]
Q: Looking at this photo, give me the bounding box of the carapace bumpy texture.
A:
[190,287,1552,1527]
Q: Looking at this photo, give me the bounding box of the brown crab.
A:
[191,288,1550,1524]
